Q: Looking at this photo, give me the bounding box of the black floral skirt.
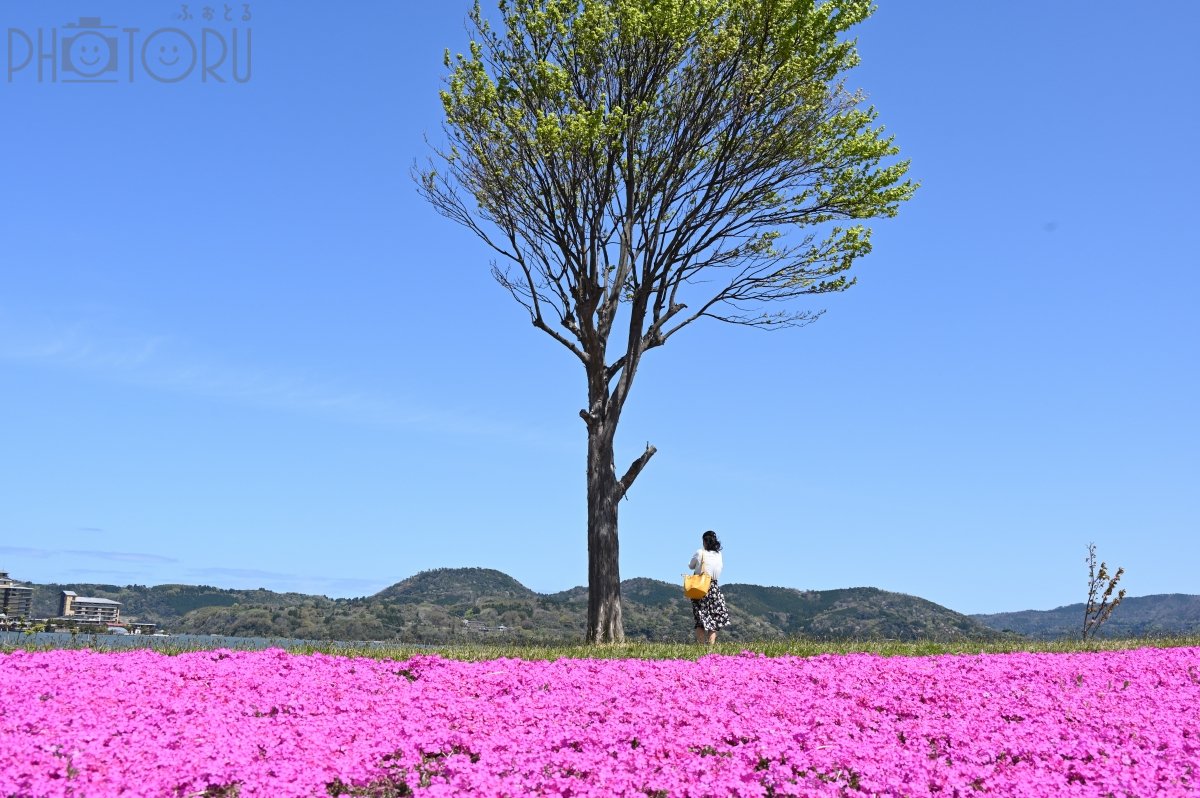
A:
[691,581,730,632]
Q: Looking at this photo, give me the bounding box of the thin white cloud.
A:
[0,318,166,370]
[0,546,51,558]
[64,568,145,579]
[3,551,395,598]
[189,566,299,581]
[0,312,568,447]
[0,545,176,564]
[186,568,394,598]
[66,549,178,564]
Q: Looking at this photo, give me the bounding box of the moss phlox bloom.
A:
[1,647,1197,796]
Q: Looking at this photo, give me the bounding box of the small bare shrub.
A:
[1082,543,1126,640]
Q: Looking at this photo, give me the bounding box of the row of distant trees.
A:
[172,601,581,643]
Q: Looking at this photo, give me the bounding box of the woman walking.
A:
[689,530,730,644]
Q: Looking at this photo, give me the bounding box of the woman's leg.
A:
[694,627,706,644]
[706,630,717,645]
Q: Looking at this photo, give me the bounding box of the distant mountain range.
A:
[970,594,1200,640]
[23,569,1199,643]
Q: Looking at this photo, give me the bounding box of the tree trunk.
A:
[585,420,624,644]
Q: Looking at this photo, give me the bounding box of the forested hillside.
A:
[972,594,1200,640]
[26,568,1009,643]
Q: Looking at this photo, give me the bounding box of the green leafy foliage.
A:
[421,0,916,342]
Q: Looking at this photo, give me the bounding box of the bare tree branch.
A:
[618,443,657,498]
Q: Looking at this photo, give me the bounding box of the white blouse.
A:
[689,548,724,581]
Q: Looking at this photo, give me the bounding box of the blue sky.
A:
[1,1,1196,616]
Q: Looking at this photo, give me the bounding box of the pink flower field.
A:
[1,647,1197,797]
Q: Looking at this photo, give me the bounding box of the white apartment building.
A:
[0,571,34,618]
[60,591,122,624]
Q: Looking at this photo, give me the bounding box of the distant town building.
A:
[0,571,34,619]
[60,590,122,624]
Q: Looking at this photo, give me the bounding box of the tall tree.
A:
[418,0,915,642]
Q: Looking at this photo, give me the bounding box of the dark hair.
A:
[702,530,722,552]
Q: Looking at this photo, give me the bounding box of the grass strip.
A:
[3,635,1198,660]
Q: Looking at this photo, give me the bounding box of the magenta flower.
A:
[1,647,1196,796]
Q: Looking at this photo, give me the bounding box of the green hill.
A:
[29,582,328,627]
[972,594,1200,640]
[373,567,538,605]
[538,577,782,642]
[23,569,1008,644]
[725,585,1002,641]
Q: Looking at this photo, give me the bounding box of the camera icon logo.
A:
[62,17,118,81]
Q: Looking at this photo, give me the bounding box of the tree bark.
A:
[585,419,624,643]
